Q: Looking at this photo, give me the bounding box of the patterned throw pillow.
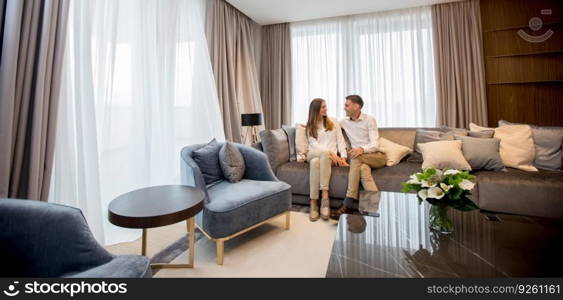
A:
[219,142,246,183]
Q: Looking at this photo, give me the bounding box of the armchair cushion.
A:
[193,138,224,184]
[200,179,291,238]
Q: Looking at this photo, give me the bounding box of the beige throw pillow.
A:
[379,137,412,166]
[418,140,472,170]
[493,125,537,172]
[295,123,308,162]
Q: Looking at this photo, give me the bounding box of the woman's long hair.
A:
[306,98,334,139]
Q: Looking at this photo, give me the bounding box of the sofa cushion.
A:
[455,135,504,171]
[379,128,417,149]
[295,124,308,162]
[419,140,472,170]
[474,168,563,219]
[407,129,454,163]
[379,137,412,166]
[276,161,422,199]
[494,125,537,172]
[192,139,224,184]
[282,125,297,162]
[219,142,245,183]
[499,120,563,171]
[201,179,291,238]
[259,128,290,171]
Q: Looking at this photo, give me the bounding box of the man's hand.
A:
[348,147,364,159]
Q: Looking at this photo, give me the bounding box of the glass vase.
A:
[429,203,453,234]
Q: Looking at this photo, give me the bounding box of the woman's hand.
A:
[329,152,349,167]
[328,152,340,165]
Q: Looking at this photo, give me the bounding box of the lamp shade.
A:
[241,113,263,126]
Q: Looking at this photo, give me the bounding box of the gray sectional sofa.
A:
[257,127,563,219]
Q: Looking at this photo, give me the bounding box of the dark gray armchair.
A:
[0,198,151,278]
[181,142,292,265]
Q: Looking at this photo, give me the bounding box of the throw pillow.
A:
[418,140,472,170]
[455,135,504,170]
[469,123,494,132]
[192,138,224,184]
[494,125,537,172]
[295,124,308,162]
[219,142,246,183]
[499,120,563,170]
[468,130,494,138]
[282,125,297,162]
[259,128,290,171]
[407,129,454,163]
[440,126,468,136]
[379,137,412,166]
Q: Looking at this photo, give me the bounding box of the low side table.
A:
[108,185,204,269]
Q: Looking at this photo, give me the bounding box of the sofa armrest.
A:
[236,144,278,182]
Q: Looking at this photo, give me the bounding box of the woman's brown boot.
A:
[309,199,320,221]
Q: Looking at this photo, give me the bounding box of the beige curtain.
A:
[0,0,70,201]
[206,0,264,143]
[260,23,292,130]
[432,0,488,128]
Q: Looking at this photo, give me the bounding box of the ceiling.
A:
[226,0,462,25]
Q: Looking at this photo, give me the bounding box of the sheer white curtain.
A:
[50,0,224,245]
[291,6,437,127]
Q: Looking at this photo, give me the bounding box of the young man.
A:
[331,95,387,220]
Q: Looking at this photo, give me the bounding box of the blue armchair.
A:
[0,198,151,278]
[181,142,292,265]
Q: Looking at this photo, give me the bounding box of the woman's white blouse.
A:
[307,117,348,159]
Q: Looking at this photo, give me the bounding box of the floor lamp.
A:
[241,113,262,144]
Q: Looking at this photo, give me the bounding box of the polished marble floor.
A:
[325,192,563,277]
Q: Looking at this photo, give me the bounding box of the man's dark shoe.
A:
[330,204,354,220]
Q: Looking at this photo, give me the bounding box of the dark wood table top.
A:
[326,192,563,278]
[108,185,204,229]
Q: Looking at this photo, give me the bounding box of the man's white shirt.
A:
[339,113,379,153]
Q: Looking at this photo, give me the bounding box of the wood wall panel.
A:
[481,0,563,31]
[487,83,563,126]
[485,53,563,84]
[481,0,563,126]
[483,23,563,57]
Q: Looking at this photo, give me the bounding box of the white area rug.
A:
[155,212,338,278]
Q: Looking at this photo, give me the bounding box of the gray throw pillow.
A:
[407,129,454,163]
[219,142,245,183]
[259,128,290,171]
[468,130,494,138]
[282,125,297,162]
[192,138,224,185]
[499,120,563,170]
[455,135,504,171]
[440,126,468,136]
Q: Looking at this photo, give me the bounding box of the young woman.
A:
[306,98,349,221]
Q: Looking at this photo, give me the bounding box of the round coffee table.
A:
[108,185,204,269]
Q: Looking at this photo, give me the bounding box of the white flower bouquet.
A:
[402,168,479,233]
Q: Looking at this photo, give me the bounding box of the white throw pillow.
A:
[295,123,308,162]
[494,125,537,172]
[379,137,412,166]
[418,140,472,170]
